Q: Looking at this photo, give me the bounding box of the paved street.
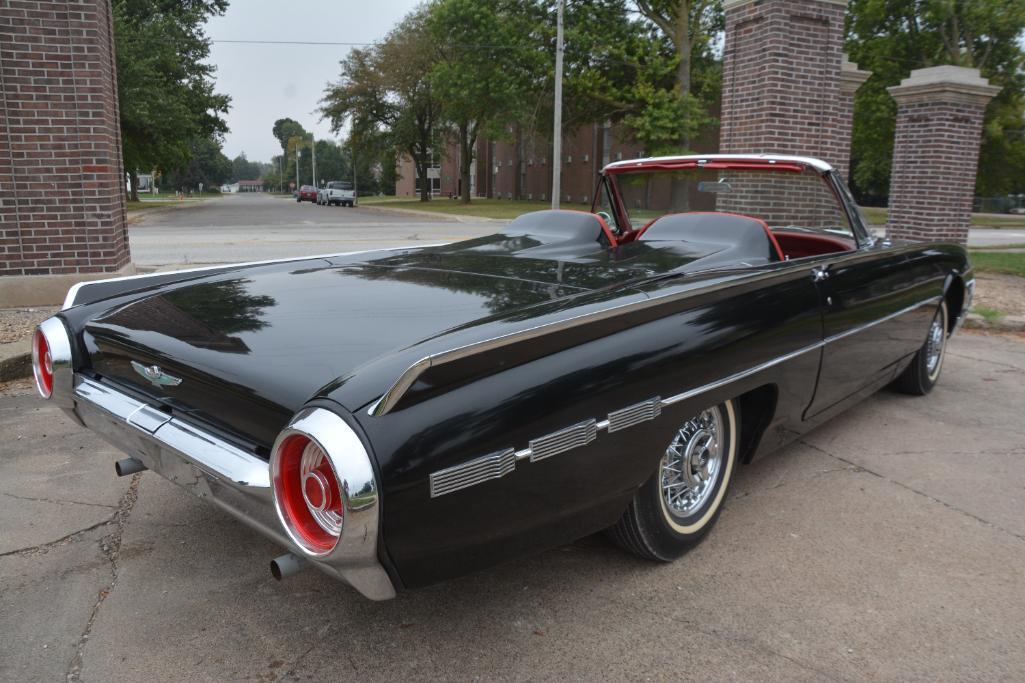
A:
[2,330,1023,681]
[128,193,498,268]
[128,195,1025,271]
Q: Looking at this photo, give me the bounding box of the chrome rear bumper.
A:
[68,376,396,600]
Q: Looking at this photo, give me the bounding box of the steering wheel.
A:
[596,211,619,234]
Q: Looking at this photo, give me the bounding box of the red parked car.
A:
[296,185,317,203]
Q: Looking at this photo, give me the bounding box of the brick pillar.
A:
[837,54,870,181]
[720,0,850,170]
[1,0,131,289]
[886,66,999,245]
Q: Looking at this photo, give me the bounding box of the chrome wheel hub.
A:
[925,310,945,377]
[660,407,724,518]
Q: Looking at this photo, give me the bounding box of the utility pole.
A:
[551,0,564,210]
[311,135,318,189]
[352,139,358,198]
[295,148,301,188]
[278,155,282,193]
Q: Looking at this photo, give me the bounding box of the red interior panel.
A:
[771,231,854,259]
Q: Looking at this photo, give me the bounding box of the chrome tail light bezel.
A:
[32,317,74,407]
[270,408,384,568]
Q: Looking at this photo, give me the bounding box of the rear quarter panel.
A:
[352,265,825,587]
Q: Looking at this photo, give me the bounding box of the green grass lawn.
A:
[358,196,590,220]
[125,200,180,212]
[968,250,1025,277]
[859,205,1025,228]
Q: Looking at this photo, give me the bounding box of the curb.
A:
[963,312,1025,333]
[0,341,31,382]
[356,204,510,223]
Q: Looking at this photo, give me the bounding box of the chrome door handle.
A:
[811,266,830,282]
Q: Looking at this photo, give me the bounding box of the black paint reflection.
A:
[99,279,276,353]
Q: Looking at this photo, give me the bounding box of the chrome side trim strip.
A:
[427,295,943,497]
[607,397,662,432]
[429,448,516,498]
[529,420,597,462]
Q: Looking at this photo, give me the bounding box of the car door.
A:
[804,174,943,418]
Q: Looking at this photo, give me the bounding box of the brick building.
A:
[396,121,718,206]
[1,0,130,302]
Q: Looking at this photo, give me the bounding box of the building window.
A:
[615,151,623,161]
[541,157,547,165]
[528,158,534,166]
[582,154,589,162]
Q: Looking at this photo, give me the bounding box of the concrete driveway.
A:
[2,330,1023,681]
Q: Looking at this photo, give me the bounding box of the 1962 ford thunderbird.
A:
[32,155,973,600]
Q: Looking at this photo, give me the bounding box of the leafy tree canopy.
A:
[113,0,231,201]
[846,0,1025,199]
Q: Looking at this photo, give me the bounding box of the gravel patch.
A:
[974,273,1025,317]
[0,307,59,345]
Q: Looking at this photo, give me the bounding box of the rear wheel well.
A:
[737,384,778,464]
[945,275,966,333]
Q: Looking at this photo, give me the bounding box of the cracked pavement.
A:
[1,330,1023,680]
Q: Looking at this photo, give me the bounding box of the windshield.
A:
[327,181,353,190]
[610,167,854,240]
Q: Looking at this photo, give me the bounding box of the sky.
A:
[205,0,421,162]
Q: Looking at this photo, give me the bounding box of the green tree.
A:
[322,9,442,202]
[113,0,230,202]
[632,0,724,149]
[229,153,263,182]
[163,136,232,191]
[428,0,537,203]
[846,0,1025,199]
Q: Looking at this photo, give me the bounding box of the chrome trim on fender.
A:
[427,295,944,496]
[607,397,662,432]
[429,448,516,498]
[529,419,597,462]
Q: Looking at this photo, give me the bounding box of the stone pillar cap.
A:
[840,53,871,90]
[889,65,1001,104]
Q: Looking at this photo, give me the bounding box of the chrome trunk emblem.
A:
[131,360,183,388]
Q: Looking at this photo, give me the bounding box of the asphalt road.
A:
[128,195,1025,271]
[128,194,498,269]
[2,330,1023,681]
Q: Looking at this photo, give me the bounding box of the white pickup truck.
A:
[318,180,357,207]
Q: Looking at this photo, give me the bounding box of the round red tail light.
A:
[32,328,54,399]
[272,433,344,555]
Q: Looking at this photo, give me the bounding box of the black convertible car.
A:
[33,154,973,600]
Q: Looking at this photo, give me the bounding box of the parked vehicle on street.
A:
[318,180,357,207]
[296,185,317,202]
[34,154,973,601]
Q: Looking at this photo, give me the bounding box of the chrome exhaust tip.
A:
[270,552,307,581]
[114,457,147,476]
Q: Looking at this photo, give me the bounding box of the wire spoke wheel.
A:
[660,407,725,519]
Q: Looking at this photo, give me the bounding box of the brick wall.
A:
[1,0,130,277]
[720,0,850,172]
[886,67,999,245]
